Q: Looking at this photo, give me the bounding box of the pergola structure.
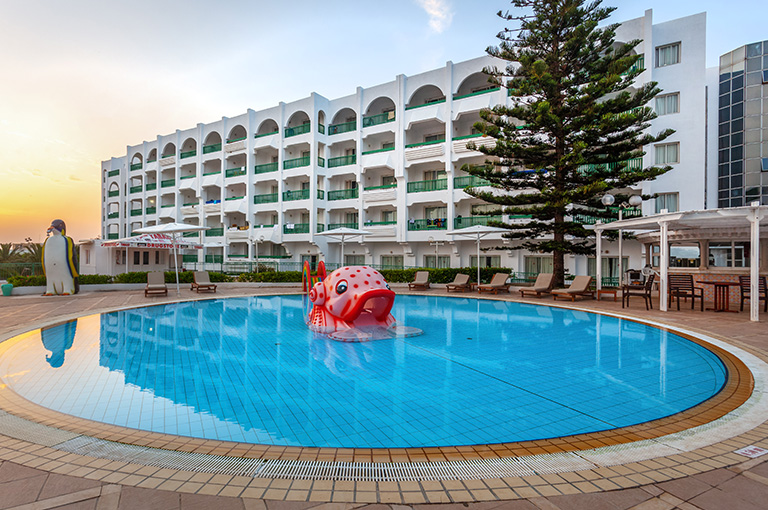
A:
[594,204,767,321]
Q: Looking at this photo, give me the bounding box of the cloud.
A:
[417,0,453,33]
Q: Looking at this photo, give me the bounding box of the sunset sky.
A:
[1,0,765,244]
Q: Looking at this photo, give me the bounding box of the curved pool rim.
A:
[0,292,755,463]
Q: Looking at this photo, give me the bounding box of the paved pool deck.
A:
[0,284,767,510]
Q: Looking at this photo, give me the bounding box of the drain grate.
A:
[0,410,80,447]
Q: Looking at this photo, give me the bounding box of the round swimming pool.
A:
[0,295,727,448]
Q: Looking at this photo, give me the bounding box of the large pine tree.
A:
[466,0,674,287]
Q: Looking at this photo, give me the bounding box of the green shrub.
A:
[113,272,149,284]
[78,274,113,285]
[7,275,46,287]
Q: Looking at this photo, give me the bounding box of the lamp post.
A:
[428,236,444,268]
[600,193,643,285]
[254,234,264,272]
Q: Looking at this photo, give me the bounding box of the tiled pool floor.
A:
[1,284,767,509]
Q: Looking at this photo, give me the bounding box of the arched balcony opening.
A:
[203,132,222,154]
[329,108,357,135]
[317,110,326,134]
[454,72,497,98]
[161,143,176,158]
[180,137,197,160]
[285,111,310,137]
[363,97,396,127]
[130,152,143,171]
[107,182,120,199]
[147,148,158,162]
[256,119,279,137]
[406,85,445,110]
[227,125,247,143]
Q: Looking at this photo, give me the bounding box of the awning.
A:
[102,233,203,250]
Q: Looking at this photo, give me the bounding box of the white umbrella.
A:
[315,227,372,266]
[134,223,210,295]
[446,225,509,284]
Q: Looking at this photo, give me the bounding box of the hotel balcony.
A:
[407,218,447,231]
[254,192,279,205]
[225,136,247,154]
[328,120,356,136]
[327,155,356,168]
[362,111,395,128]
[283,156,310,170]
[254,162,278,175]
[405,139,445,163]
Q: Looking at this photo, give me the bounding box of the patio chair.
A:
[191,271,217,293]
[622,273,655,310]
[668,274,703,311]
[739,275,767,312]
[552,276,594,301]
[519,273,554,298]
[144,272,168,297]
[477,273,511,294]
[446,273,471,292]
[408,271,430,290]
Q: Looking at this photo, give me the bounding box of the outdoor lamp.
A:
[601,193,644,285]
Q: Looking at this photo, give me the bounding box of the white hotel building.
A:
[100,10,707,277]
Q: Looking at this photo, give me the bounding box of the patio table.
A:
[698,280,740,313]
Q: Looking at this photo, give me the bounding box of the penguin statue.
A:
[41,219,79,295]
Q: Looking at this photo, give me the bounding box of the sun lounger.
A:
[519,273,554,298]
[477,273,511,294]
[145,271,168,297]
[408,271,430,290]
[551,275,594,301]
[191,271,217,293]
[446,273,471,292]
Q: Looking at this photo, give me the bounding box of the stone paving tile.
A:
[0,473,47,509]
[38,472,104,500]
[115,485,180,510]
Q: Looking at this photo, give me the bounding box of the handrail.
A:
[254,162,278,174]
[361,146,395,155]
[405,139,445,149]
[406,178,448,193]
[328,155,356,168]
[362,111,395,127]
[404,98,446,110]
[452,87,500,100]
[328,120,356,135]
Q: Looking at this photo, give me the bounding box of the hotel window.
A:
[382,175,396,186]
[761,158,768,172]
[380,255,403,269]
[652,243,700,268]
[655,192,679,213]
[524,256,553,274]
[424,133,444,143]
[655,142,679,165]
[655,93,680,115]
[344,254,365,265]
[708,242,750,268]
[381,210,397,223]
[424,255,451,269]
[470,255,502,268]
[656,43,681,67]
[85,249,90,265]
[423,169,446,181]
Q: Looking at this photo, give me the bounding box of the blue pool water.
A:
[0,295,726,448]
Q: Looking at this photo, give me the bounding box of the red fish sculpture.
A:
[308,266,396,340]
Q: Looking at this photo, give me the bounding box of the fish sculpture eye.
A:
[336,280,348,294]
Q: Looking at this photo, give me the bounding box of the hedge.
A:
[7,271,231,287]
[237,271,302,283]
[379,267,513,284]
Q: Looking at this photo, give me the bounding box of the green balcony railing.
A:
[180,174,195,180]
[328,222,358,229]
[161,204,174,208]
[107,212,119,219]
[283,223,310,234]
[327,188,359,201]
[108,190,119,197]
[405,138,445,149]
[225,167,246,178]
[146,157,157,163]
[577,157,643,175]
[318,156,325,167]
[130,185,142,194]
[202,170,220,176]
[363,220,397,226]
[254,162,278,174]
[282,189,310,201]
[145,183,157,191]
[182,202,197,206]
[318,124,325,134]
[317,223,325,233]
[404,98,446,110]
[362,146,395,155]
[182,254,198,263]
[254,130,279,138]
[328,155,356,168]
[225,196,244,201]
[452,133,484,141]
[228,254,248,259]
[621,56,645,76]
[107,233,119,240]
[107,169,119,177]
[284,156,310,169]
[572,206,642,225]
[453,86,500,101]
[160,154,174,159]
[205,255,224,263]
[180,150,196,159]
[254,193,278,204]
[407,178,447,193]
[454,215,503,229]
[226,136,246,143]
[328,120,356,135]
[317,190,325,200]
[161,179,175,188]
[284,123,311,137]
[202,143,222,154]
[130,162,143,171]
[407,218,448,230]
[454,175,492,189]
[362,111,395,127]
[363,183,397,191]
[145,207,156,215]
[205,228,224,237]
[130,209,142,217]
[182,231,199,238]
